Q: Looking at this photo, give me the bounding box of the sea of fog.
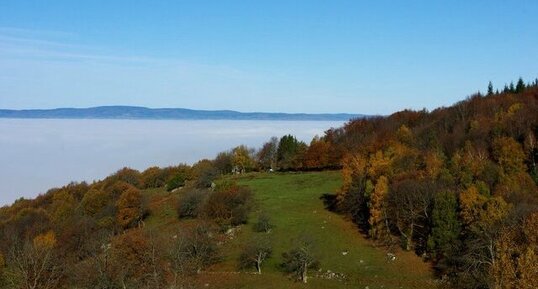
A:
[0,119,344,205]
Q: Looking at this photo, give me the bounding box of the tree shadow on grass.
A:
[319,193,338,212]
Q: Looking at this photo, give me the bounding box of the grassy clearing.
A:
[213,171,436,289]
[143,171,437,289]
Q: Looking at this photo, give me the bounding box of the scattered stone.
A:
[342,251,348,256]
[316,269,347,281]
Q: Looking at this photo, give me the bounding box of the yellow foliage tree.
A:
[492,137,526,175]
[492,212,538,289]
[368,175,389,240]
[232,145,254,174]
[367,150,391,180]
[33,230,57,249]
[50,189,77,224]
[339,154,367,201]
[459,185,487,227]
[424,150,445,179]
[81,188,110,216]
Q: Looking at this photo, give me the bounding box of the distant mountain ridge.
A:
[0,106,364,121]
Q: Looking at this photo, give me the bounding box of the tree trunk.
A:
[302,264,308,283]
[405,223,414,251]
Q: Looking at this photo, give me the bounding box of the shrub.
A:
[202,183,253,227]
[177,191,207,219]
[253,212,274,233]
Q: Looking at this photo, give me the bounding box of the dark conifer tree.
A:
[487,81,494,96]
[515,77,525,93]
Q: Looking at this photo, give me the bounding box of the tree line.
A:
[333,78,538,289]
[0,157,322,288]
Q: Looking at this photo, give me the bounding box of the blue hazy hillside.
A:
[0,106,364,121]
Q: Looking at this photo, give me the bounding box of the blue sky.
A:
[1,1,537,114]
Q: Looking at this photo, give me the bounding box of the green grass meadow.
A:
[144,171,436,289]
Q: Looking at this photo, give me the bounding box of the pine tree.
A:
[427,191,461,260]
[509,82,515,93]
[515,77,525,93]
[487,81,494,96]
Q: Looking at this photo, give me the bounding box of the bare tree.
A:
[238,236,272,274]
[281,237,319,283]
[4,239,62,289]
[167,222,218,288]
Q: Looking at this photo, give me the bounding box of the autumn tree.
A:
[140,166,168,189]
[458,185,511,286]
[492,212,538,289]
[338,154,370,228]
[80,188,110,217]
[49,189,77,225]
[257,137,278,171]
[116,185,145,229]
[104,167,141,189]
[232,145,255,174]
[492,137,526,175]
[368,175,390,241]
[109,229,153,288]
[4,231,62,289]
[202,182,253,227]
[304,136,330,169]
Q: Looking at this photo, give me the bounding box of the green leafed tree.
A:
[277,135,307,170]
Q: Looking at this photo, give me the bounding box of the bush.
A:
[177,191,207,219]
[253,212,274,233]
[202,183,253,227]
[167,174,186,192]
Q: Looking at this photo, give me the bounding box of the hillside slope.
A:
[144,171,436,289]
